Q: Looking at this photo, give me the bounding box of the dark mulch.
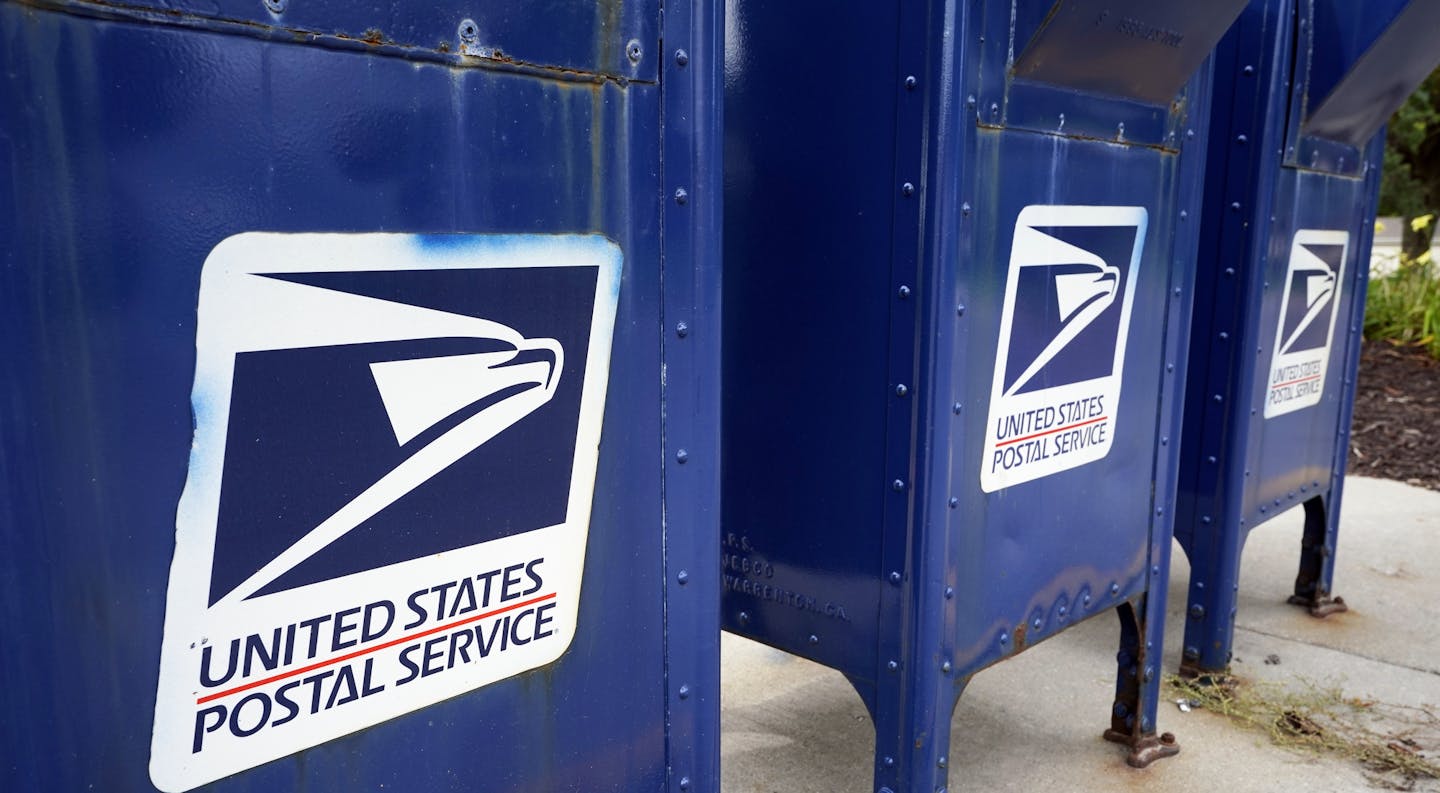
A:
[1347,340,1440,491]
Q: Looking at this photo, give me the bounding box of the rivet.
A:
[889,571,902,585]
[1032,618,1041,630]
[1113,702,1129,718]
[1110,583,1120,596]
[679,777,691,791]
[626,39,643,64]
[1141,716,1152,732]
[675,449,688,464]
[1183,646,1200,661]
[738,611,750,624]
[895,384,909,397]
[1230,202,1241,212]
[887,660,899,672]
[677,570,689,584]
[905,75,917,90]
[898,285,911,299]
[1259,505,1267,513]
[264,0,286,12]
[1166,363,1174,372]
[1180,210,1188,220]
[1152,565,1159,576]
[1189,604,1205,619]
[941,660,953,674]
[892,479,905,492]
[1143,666,1154,683]
[1219,332,1229,340]
[1225,267,1235,276]
[808,634,819,645]
[1160,437,1168,446]
[944,586,954,599]
[1058,605,1068,618]
[674,49,689,67]
[1243,65,1255,76]
[952,402,962,414]
[1213,394,1223,403]
[674,187,689,205]
[1000,632,1010,645]
[965,95,977,108]
[1082,594,1092,607]
[1207,456,1217,464]
[989,102,999,117]
[1173,287,1182,296]
[961,202,972,216]
[948,497,958,509]
[1156,507,1164,516]
[676,321,689,337]
[458,18,479,42]
[679,684,690,699]
[1236,134,1248,145]
[902,182,915,196]
[1201,515,1212,524]
[1186,129,1196,140]
[938,756,948,768]
[956,303,966,316]
[883,756,896,768]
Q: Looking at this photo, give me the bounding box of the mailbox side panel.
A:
[0,4,715,791]
[719,0,903,681]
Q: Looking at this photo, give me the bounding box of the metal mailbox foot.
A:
[1104,731,1181,768]
[1104,599,1179,769]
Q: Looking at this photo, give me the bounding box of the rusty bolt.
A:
[1161,732,1176,745]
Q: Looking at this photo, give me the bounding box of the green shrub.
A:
[1365,215,1440,359]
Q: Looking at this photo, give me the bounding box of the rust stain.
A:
[21,0,651,87]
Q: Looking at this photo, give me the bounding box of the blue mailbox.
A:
[721,1,1243,790]
[0,2,721,791]
[1176,0,1440,677]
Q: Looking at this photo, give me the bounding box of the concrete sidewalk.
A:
[721,476,1440,792]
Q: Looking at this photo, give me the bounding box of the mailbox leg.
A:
[1104,598,1179,768]
[871,682,961,793]
[1289,493,1348,617]
[1177,525,1244,678]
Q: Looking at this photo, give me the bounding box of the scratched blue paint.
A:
[0,1,720,791]
[1174,0,1440,676]
[720,1,1239,790]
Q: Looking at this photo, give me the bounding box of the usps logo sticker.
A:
[1264,230,1349,418]
[150,233,621,791]
[981,205,1147,492]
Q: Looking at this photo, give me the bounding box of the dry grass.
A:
[1167,674,1440,790]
